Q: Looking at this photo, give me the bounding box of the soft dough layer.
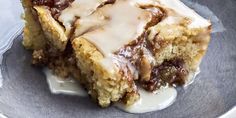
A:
[21,0,47,50]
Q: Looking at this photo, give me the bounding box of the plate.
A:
[0,0,235,117]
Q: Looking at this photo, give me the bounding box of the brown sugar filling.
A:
[116,32,189,91]
[32,0,75,19]
[141,58,189,91]
[114,6,190,92]
[32,43,80,79]
[113,6,186,92]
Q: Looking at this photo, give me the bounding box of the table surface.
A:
[0,0,236,118]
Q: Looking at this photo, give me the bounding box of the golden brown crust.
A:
[72,37,138,107]
[34,6,68,51]
[21,0,47,50]
[149,23,211,71]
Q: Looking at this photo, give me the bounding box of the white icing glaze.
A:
[115,70,199,113]
[43,68,87,97]
[73,0,152,73]
[59,0,107,35]
[159,15,183,26]
[44,68,199,113]
[131,0,159,6]
[115,87,177,113]
[74,11,108,37]
[184,67,200,88]
[100,55,118,75]
[158,0,211,28]
[81,0,152,57]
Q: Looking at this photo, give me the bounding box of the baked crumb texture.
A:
[21,0,211,107]
[22,0,46,50]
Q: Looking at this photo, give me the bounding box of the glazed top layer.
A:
[32,0,211,91]
[33,0,210,57]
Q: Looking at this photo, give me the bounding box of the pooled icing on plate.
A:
[43,68,87,97]
[115,87,177,113]
[44,68,200,113]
